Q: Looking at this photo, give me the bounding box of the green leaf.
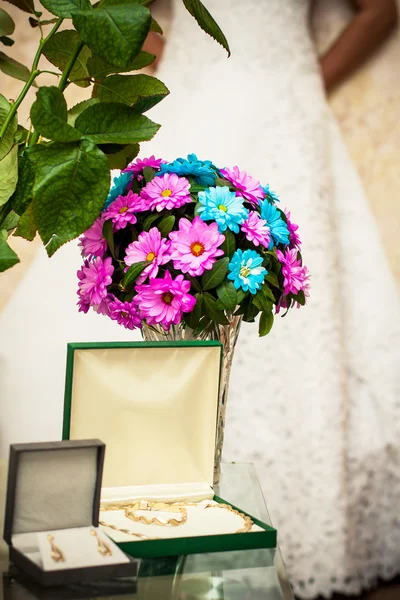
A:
[158,215,175,237]
[67,98,99,126]
[243,300,259,323]
[182,0,230,56]
[122,260,148,288]
[105,143,139,170]
[73,4,151,69]
[220,228,235,258]
[30,86,82,142]
[142,166,156,182]
[216,280,237,311]
[43,30,91,88]
[0,238,19,272]
[142,212,162,232]
[1,209,19,230]
[150,16,162,34]
[99,0,153,7]
[74,103,160,144]
[0,144,18,206]
[186,292,203,330]
[96,74,169,112]
[236,289,247,303]
[40,0,91,18]
[102,218,114,257]
[0,51,30,82]
[261,284,275,302]
[0,228,7,241]
[0,36,14,47]
[253,289,272,314]
[264,272,280,288]
[201,257,229,291]
[259,311,274,337]
[0,9,15,37]
[189,183,206,194]
[187,275,202,293]
[13,201,36,241]
[87,51,155,79]
[10,151,34,215]
[0,93,17,160]
[292,290,306,306]
[28,139,110,256]
[14,125,28,145]
[203,291,229,325]
[3,0,35,15]
[29,16,59,27]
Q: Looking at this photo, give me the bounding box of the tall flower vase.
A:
[142,315,243,484]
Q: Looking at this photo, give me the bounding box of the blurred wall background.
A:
[1,0,399,312]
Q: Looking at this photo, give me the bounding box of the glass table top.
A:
[0,462,294,600]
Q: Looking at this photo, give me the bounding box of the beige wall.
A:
[1,1,399,312]
[313,0,400,284]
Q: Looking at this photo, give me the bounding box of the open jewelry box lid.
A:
[62,342,222,491]
[4,440,105,545]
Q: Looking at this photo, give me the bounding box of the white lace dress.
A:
[0,0,399,597]
[148,0,400,596]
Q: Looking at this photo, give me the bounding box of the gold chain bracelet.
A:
[125,500,188,527]
[98,520,160,540]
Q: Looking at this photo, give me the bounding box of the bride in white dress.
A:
[0,0,399,596]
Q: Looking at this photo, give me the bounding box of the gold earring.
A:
[47,534,65,563]
[91,529,112,556]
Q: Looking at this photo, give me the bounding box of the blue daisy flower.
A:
[228,249,267,294]
[197,186,249,233]
[262,183,280,203]
[259,200,290,247]
[157,154,217,186]
[103,171,132,211]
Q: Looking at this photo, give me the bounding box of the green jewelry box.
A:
[62,341,277,559]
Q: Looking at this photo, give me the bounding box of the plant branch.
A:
[0,18,63,141]
[38,70,62,77]
[58,41,85,92]
[29,41,84,146]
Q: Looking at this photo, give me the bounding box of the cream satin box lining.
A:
[63,342,277,557]
[13,527,129,570]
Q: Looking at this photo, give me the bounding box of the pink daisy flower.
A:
[276,248,309,296]
[220,166,264,207]
[109,297,142,330]
[141,173,191,212]
[275,295,291,315]
[124,228,171,283]
[123,155,164,177]
[284,209,301,248]
[103,193,140,231]
[169,216,225,277]
[77,294,90,314]
[241,212,271,248]
[77,257,114,307]
[79,217,107,259]
[93,294,114,316]
[134,270,196,331]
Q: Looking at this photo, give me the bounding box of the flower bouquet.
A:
[77,154,310,336]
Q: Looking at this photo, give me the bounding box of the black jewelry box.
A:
[3,440,138,586]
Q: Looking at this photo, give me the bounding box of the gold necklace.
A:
[204,503,254,533]
[99,500,253,536]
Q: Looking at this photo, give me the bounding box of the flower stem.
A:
[0,18,63,142]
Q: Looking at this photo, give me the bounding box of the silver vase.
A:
[142,315,243,484]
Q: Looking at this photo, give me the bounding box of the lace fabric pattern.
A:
[149,0,400,596]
